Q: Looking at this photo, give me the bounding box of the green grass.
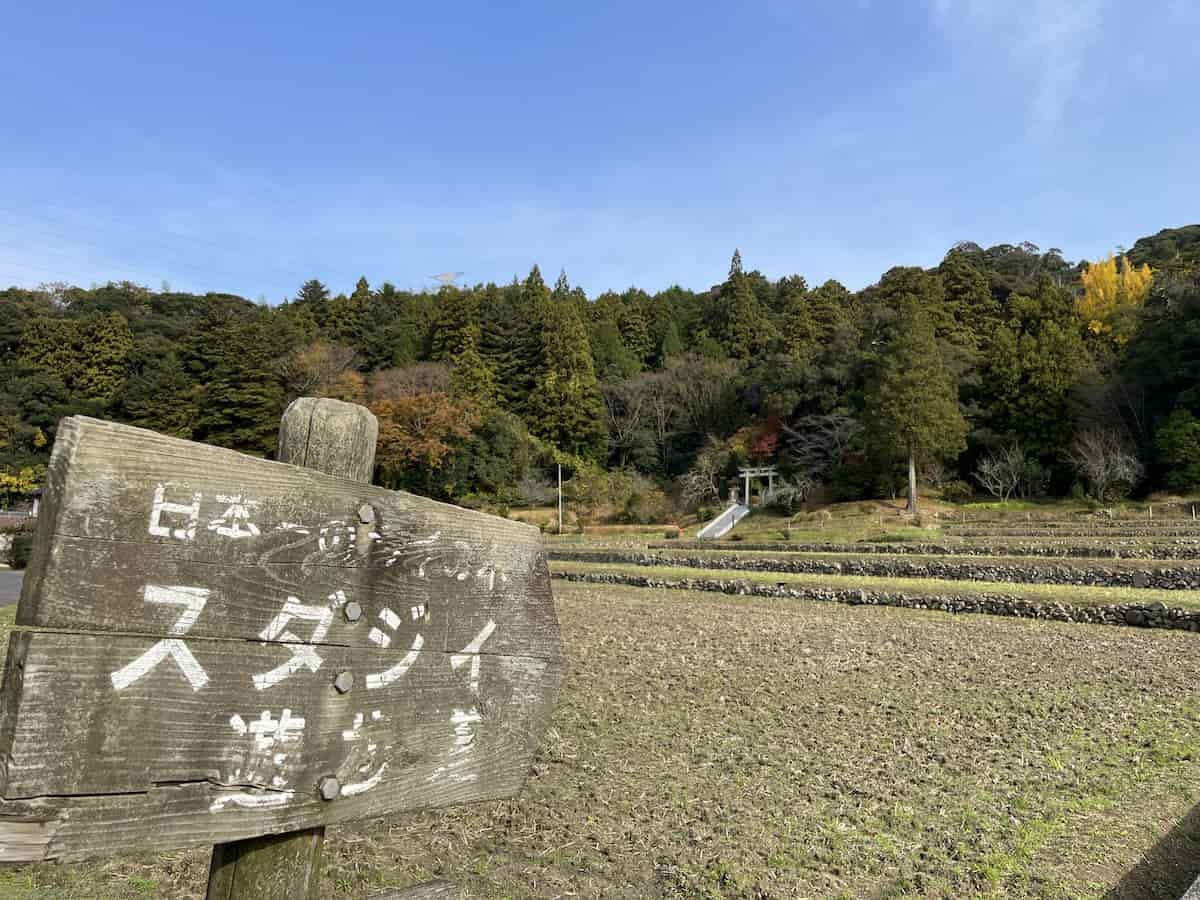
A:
[0,604,15,643]
[552,559,1200,609]
[612,545,1200,570]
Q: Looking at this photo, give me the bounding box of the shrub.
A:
[1156,408,1200,492]
[663,527,681,539]
[874,531,925,543]
[614,483,672,525]
[8,532,34,570]
[764,475,814,515]
[940,479,973,503]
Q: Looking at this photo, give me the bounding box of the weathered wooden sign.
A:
[0,413,564,865]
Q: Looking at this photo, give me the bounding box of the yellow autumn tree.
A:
[0,467,44,506]
[1077,253,1153,347]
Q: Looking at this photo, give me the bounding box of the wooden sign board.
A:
[0,417,564,863]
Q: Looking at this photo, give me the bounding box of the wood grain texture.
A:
[0,414,565,863]
[15,417,559,659]
[276,397,378,484]
[207,397,376,899]
[206,827,324,900]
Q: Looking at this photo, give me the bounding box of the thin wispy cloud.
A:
[929,0,1107,128]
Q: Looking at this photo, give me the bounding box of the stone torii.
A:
[737,466,778,507]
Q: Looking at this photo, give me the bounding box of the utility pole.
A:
[557,464,563,533]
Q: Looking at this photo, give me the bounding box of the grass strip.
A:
[624,546,1200,570]
[551,560,1200,610]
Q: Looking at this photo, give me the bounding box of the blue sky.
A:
[1,1,1197,300]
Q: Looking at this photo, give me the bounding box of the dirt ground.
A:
[4,582,1200,899]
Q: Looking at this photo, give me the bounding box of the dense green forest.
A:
[3,225,1200,520]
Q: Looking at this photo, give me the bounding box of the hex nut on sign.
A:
[333,671,354,694]
[344,601,363,623]
[357,504,375,524]
[319,776,341,801]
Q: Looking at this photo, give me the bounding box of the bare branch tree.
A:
[602,379,650,469]
[278,340,362,402]
[642,372,682,472]
[679,437,730,510]
[35,281,75,308]
[782,413,861,483]
[669,356,738,436]
[367,362,452,402]
[1069,428,1144,501]
[516,471,556,506]
[974,444,1027,502]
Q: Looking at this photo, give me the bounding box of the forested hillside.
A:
[3,226,1199,518]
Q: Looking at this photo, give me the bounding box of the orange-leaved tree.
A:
[371,392,480,488]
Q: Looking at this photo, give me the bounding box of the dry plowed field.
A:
[7,582,1200,899]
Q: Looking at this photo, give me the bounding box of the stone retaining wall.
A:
[647,541,1200,560]
[948,527,1200,539]
[554,571,1200,632]
[551,550,1200,590]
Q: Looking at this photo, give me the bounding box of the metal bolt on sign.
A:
[318,776,341,801]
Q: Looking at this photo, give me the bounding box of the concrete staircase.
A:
[697,503,750,540]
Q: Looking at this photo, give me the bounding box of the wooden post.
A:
[206,398,378,900]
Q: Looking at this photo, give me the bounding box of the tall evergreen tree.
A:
[75,312,134,405]
[485,268,549,415]
[527,294,607,461]
[617,288,653,366]
[590,320,640,380]
[659,320,683,364]
[865,300,967,514]
[710,249,776,359]
[192,304,291,455]
[296,279,330,306]
[449,338,499,413]
[779,276,817,362]
[121,353,196,438]
[979,281,1086,456]
[807,279,857,344]
[939,251,998,345]
[430,288,481,361]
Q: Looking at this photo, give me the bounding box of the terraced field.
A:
[8,582,1200,899]
[550,512,1200,629]
[553,548,1200,591]
[647,538,1200,560]
[7,512,1200,898]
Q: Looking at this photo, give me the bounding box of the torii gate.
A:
[737,465,778,507]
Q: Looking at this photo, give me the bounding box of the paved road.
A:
[0,570,23,607]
